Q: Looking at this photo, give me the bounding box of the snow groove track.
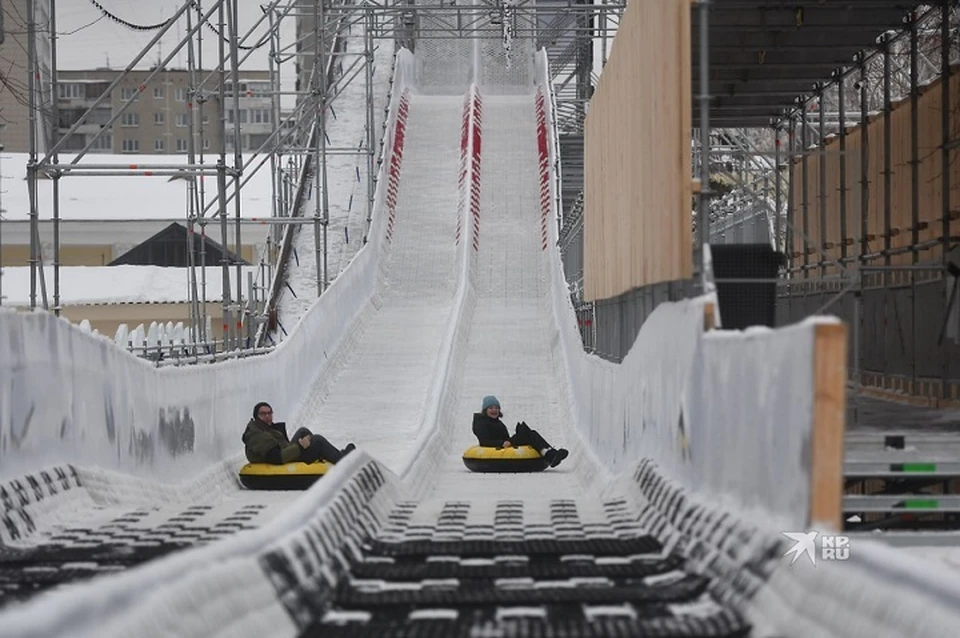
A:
[291,93,464,471]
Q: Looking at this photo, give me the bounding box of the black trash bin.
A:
[708,244,785,330]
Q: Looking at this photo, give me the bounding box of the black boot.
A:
[544,448,568,468]
[342,443,356,456]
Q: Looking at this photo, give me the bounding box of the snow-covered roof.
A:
[0,265,257,306]
[0,152,276,221]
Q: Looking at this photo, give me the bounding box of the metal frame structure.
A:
[685,2,960,418]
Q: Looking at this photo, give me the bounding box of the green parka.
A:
[242,418,302,464]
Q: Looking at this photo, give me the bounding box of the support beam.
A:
[810,322,848,531]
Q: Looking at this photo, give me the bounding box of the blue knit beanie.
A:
[481,395,500,411]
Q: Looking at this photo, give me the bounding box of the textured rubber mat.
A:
[0,504,264,609]
[301,605,751,637]
[364,535,662,557]
[0,541,192,607]
[337,574,709,607]
[271,496,754,638]
[348,553,686,581]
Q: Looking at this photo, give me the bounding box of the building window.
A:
[91,134,112,151]
[176,138,189,152]
[58,83,84,99]
[155,139,164,151]
[153,86,164,99]
[176,113,190,128]
[247,82,271,96]
[154,112,164,125]
[175,87,188,102]
[226,109,247,124]
[120,112,139,127]
[202,115,210,125]
[121,87,138,100]
[121,139,139,153]
[90,107,111,125]
[251,109,271,124]
[203,138,210,150]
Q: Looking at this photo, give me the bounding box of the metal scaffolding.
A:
[693,2,960,408]
[18,0,624,362]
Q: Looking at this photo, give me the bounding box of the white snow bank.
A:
[1,153,275,221]
[752,535,960,637]
[1,265,257,306]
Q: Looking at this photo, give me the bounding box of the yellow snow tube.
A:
[238,461,333,490]
[461,445,549,473]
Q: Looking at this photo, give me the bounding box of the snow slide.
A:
[5,40,960,638]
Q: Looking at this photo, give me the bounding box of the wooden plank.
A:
[809,322,847,531]
[789,65,960,264]
[583,0,692,302]
[702,301,715,330]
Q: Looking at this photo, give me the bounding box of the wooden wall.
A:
[789,69,960,269]
[583,0,692,302]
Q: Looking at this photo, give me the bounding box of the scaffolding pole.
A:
[696,0,710,282]
[942,0,952,398]
[217,0,234,351]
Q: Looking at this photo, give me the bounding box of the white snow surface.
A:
[1,265,257,305]
[0,153,275,221]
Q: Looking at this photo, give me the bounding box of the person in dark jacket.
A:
[242,401,355,465]
[471,395,569,468]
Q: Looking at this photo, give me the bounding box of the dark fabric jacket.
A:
[472,412,510,447]
[242,418,302,464]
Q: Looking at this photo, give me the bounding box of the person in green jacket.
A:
[242,401,355,464]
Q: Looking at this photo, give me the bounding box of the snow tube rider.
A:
[243,401,355,465]
[471,395,568,468]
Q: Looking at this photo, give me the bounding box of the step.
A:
[349,553,685,581]
[337,572,709,607]
[846,432,960,450]
[844,495,960,513]
[362,535,661,558]
[303,606,749,638]
[845,461,960,478]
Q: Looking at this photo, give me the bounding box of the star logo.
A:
[782,531,818,566]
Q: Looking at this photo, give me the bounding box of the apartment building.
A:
[56,68,274,155]
[0,0,54,153]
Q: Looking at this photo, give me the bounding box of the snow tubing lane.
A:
[461,445,550,473]
[238,462,333,490]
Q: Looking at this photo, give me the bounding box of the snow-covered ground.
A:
[268,25,395,339]
[1,265,256,306]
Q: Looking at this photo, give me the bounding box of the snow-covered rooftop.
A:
[0,265,256,306]
[0,153,276,221]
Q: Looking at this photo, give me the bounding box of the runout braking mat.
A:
[292,498,752,638]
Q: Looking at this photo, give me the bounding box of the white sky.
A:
[52,0,295,72]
